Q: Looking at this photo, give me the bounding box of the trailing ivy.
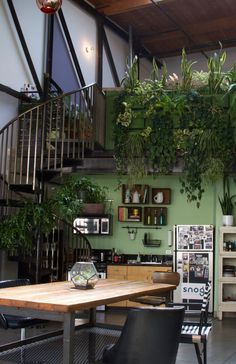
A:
[114,49,236,206]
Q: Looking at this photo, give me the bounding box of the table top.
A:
[0,279,175,313]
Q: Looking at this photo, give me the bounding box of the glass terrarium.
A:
[70,262,99,289]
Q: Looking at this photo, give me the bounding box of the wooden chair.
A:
[168,281,212,364]
[101,306,185,364]
[130,271,180,306]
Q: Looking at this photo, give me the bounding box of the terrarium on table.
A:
[70,262,99,289]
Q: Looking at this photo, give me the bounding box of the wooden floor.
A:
[0,309,235,363]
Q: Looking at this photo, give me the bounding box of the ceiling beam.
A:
[90,0,153,16]
[73,0,163,67]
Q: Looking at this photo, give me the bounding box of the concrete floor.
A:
[0,310,235,364]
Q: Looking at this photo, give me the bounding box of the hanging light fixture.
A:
[36,0,62,14]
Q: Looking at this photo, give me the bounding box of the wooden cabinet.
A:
[218,227,236,320]
[107,264,172,307]
[107,265,127,307]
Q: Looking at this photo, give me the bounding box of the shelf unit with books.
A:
[218,226,236,320]
[118,206,142,222]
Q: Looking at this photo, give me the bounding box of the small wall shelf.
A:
[118,206,142,222]
[143,207,167,226]
[122,184,149,204]
[152,188,171,204]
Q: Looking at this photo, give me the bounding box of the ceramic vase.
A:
[222,215,234,226]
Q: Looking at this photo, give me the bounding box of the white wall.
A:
[103,26,129,87]
[62,0,97,86]
[0,0,45,127]
[161,47,236,78]
[0,0,45,90]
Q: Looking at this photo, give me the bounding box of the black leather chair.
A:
[101,306,185,364]
[0,279,46,341]
[168,281,212,364]
[130,271,180,306]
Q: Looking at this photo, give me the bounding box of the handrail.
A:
[0,83,97,135]
[0,83,105,203]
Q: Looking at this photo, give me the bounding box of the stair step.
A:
[36,170,61,182]
[63,158,84,167]
[0,199,25,207]
[9,184,35,194]
[75,156,115,172]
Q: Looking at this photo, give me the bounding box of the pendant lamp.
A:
[36,0,62,14]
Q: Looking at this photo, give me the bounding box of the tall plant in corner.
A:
[218,175,236,226]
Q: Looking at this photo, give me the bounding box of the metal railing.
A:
[0,83,105,203]
[9,215,92,283]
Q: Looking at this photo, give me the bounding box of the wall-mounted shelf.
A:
[122,225,161,230]
[152,188,171,204]
[118,206,142,222]
[143,207,167,226]
[143,239,161,247]
[122,184,149,204]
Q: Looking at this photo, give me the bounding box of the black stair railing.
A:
[12,213,92,283]
[0,83,105,203]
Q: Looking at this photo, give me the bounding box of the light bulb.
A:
[36,0,62,14]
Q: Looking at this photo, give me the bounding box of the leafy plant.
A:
[113,48,236,207]
[207,45,227,94]
[0,177,108,252]
[181,48,197,92]
[218,175,236,215]
[0,200,56,253]
[54,176,108,220]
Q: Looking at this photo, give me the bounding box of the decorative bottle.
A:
[159,208,165,225]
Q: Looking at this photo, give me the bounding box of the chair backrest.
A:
[0,279,31,330]
[199,281,212,328]
[152,271,180,287]
[0,279,30,289]
[103,307,185,364]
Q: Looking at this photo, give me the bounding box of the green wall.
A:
[83,173,236,314]
[88,174,216,254]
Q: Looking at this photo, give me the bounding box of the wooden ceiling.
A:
[83,0,236,60]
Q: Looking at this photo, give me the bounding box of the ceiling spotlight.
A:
[36,0,62,14]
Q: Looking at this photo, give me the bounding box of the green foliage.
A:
[114,48,236,207]
[54,176,108,220]
[218,175,236,215]
[0,177,108,252]
[0,200,56,253]
[207,46,227,94]
[181,48,197,92]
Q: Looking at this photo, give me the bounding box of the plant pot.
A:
[222,215,234,226]
[82,203,105,216]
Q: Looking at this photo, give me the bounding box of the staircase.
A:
[0,83,107,282]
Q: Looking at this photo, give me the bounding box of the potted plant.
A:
[55,176,108,219]
[218,175,236,226]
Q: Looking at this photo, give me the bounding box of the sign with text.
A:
[181,283,205,299]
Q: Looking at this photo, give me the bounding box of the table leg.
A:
[63,311,75,364]
[89,308,96,324]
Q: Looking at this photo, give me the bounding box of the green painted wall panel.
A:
[81,174,236,313]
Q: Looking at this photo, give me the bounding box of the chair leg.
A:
[194,343,203,364]
[203,341,207,364]
[20,328,26,341]
[20,328,26,364]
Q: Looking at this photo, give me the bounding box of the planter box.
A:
[82,203,105,215]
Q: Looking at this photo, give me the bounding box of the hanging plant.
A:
[113,48,236,207]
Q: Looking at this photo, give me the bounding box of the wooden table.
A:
[0,279,175,364]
